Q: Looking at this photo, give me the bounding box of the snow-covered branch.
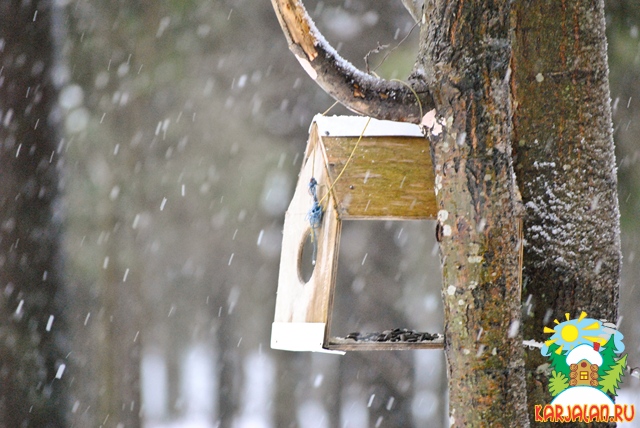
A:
[270,0,433,123]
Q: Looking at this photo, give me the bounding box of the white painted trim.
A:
[312,115,424,138]
[271,322,345,355]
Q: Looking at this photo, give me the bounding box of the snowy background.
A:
[28,0,640,426]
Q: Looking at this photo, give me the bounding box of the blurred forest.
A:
[1,0,639,427]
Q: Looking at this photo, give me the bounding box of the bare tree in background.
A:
[271,0,621,425]
[512,3,621,425]
[0,1,67,426]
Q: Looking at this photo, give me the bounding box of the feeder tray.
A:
[271,115,444,353]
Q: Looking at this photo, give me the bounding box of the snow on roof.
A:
[566,344,603,366]
[312,115,424,138]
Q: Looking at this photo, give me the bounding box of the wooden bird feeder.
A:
[271,115,445,353]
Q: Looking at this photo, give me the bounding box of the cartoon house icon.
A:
[566,343,602,387]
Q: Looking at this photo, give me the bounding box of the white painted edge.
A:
[271,322,345,355]
[295,54,318,80]
[312,114,424,138]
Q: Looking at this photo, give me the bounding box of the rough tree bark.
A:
[511,1,621,425]
[270,0,621,425]
[418,0,528,425]
[0,1,67,426]
[418,0,531,424]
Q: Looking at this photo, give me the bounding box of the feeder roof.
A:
[566,344,603,366]
[312,114,424,138]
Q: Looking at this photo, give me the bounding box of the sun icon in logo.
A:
[541,311,619,356]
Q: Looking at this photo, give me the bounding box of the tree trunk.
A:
[97,210,143,427]
[0,1,67,426]
[61,3,152,424]
[274,352,300,428]
[416,1,528,425]
[511,0,621,424]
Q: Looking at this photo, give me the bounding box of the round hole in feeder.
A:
[298,229,317,284]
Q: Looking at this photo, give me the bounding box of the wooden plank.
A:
[320,136,437,219]
[273,135,341,324]
[325,336,444,351]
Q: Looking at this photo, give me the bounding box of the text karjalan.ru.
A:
[534,404,635,423]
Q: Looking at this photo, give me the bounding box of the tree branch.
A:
[270,0,434,123]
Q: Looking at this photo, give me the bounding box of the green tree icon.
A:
[598,334,618,377]
[548,343,571,378]
[599,354,627,395]
[549,370,570,396]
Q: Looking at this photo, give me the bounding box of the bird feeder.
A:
[271,115,445,353]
